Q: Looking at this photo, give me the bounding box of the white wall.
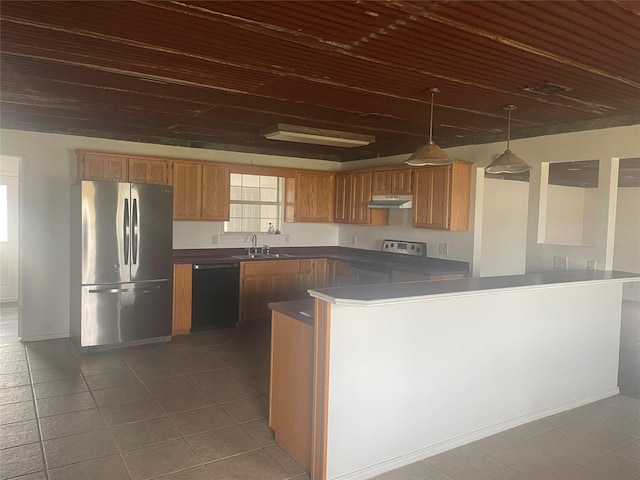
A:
[544,185,590,246]
[478,178,529,277]
[614,187,640,301]
[337,209,473,262]
[0,129,339,340]
[174,221,338,250]
[440,125,640,274]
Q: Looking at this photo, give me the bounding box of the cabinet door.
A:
[332,260,351,287]
[172,264,192,335]
[271,274,300,303]
[372,170,392,195]
[412,166,451,230]
[172,162,202,220]
[350,172,372,224]
[448,162,472,232]
[202,164,230,221]
[391,168,412,194]
[334,173,352,223]
[390,270,429,283]
[312,259,328,288]
[240,275,272,323]
[81,153,128,182]
[129,158,170,185]
[294,172,335,223]
[298,260,314,296]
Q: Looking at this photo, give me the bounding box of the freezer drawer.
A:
[81,281,172,347]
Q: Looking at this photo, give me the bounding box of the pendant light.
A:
[405,88,454,166]
[484,105,532,174]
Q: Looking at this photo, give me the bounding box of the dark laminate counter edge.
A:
[308,270,640,306]
[173,247,470,277]
[268,299,315,326]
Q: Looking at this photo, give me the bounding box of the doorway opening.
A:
[0,155,21,341]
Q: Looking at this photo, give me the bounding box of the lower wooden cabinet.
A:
[328,259,351,286]
[172,264,192,335]
[239,259,321,323]
[270,310,314,471]
[390,269,468,283]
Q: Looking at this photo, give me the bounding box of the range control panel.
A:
[382,239,426,257]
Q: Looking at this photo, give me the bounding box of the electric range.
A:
[349,240,427,285]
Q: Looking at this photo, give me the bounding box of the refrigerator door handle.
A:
[88,285,164,294]
[132,198,138,265]
[123,197,130,265]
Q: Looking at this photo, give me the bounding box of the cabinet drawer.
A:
[242,260,301,276]
[299,260,312,273]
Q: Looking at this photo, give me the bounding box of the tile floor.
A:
[0,303,19,344]
[0,321,638,480]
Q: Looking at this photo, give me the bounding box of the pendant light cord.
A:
[429,91,435,144]
[506,107,511,151]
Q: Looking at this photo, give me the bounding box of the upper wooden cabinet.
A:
[128,157,171,185]
[173,161,203,220]
[333,172,388,226]
[202,164,231,221]
[285,171,335,223]
[79,153,128,182]
[350,171,373,224]
[334,173,353,224]
[172,161,230,221]
[412,162,472,231]
[372,168,412,195]
[77,151,171,185]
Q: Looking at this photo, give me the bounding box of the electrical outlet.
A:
[284,234,290,244]
[439,243,448,254]
[553,256,568,270]
[352,235,357,245]
[587,260,596,271]
[211,235,218,245]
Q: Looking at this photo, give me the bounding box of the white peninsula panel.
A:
[314,277,627,479]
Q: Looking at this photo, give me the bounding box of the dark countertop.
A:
[309,270,640,306]
[268,299,315,326]
[173,246,470,278]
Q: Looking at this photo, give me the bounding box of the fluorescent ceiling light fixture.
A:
[484,105,532,174]
[260,123,375,148]
[405,88,454,167]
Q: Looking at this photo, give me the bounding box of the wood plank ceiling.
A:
[1,1,639,162]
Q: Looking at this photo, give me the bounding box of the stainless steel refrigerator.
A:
[71,180,173,348]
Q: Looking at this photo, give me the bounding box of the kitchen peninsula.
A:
[269,270,639,480]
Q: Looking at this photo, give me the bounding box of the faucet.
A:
[250,233,257,254]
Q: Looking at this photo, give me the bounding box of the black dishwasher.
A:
[191,263,240,332]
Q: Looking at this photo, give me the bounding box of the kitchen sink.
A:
[230,253,296,260]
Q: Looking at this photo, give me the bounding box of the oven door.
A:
[349,261,390,286]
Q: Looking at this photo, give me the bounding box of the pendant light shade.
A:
[484,105,532,174]
[405,88,454,167]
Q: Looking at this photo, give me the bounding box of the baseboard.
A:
[333,388,620,480]
[20,332,70,342]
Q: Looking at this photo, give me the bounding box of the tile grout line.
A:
[24,340,51,480]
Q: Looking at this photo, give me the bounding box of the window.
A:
[224,173,283,233]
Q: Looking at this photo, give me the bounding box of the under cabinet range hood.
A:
[368,195,413,209]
